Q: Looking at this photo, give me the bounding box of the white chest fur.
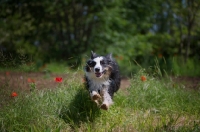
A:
[88,79,110,91]
[85,72,110,91]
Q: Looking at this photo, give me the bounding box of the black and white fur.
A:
[84,51,121,110]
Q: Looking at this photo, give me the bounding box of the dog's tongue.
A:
[95,73,102,77]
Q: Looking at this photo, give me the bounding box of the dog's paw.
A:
[92,94,101,100]
[94,100,100,105]
[100,104,108,110]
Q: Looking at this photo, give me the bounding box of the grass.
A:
[0,61,71,74]
[0,69,200,132]
[171,57,200,76]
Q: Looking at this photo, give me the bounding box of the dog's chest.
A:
[88,79,110,91]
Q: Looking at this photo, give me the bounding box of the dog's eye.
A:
[88,61,96,67]
[100,60,105,65]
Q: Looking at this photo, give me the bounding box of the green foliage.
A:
[106,34,153,75]
[1,0,200,75]
[172,57,200,76]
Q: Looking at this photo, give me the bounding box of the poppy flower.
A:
[115,55,124,60]
[27,78,35,83]
[6,72,10,76]
[11,92,18,97]
[141,76,146,81]
[158,54,163,58]
[55,77,62,83]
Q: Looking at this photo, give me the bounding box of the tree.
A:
[171,0,200,61]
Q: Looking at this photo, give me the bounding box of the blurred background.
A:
[0,0,200,76]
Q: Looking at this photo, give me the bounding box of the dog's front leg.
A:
[100,88,113,110]
[90,91,101,105]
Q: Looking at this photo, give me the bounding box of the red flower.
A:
[11,92,18,97]
[55,77,62,83]
[141,76,146,81]
[27,78,35,83]
[6,72,10,76]
[158,54,163,58]
[115,55,124,60]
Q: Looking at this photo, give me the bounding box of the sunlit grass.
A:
[0,69,200,131]
[171,57,200,76]
[0,61,71,73]
[44,62,71,74]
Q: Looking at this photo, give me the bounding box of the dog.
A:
[84,51,121,110]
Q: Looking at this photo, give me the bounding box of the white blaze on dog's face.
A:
[93,57,103,77]
[86,56,110,78]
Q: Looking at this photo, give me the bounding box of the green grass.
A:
[0,70,200,132]
[44,62,73,74]
[0,62,72,74]
[171,57,200,76]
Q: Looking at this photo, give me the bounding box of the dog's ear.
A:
[91,51,97,59]
[106,53,113,61]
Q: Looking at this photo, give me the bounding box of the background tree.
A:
[0,0,200,74]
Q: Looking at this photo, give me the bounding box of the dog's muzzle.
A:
[94,66,108,78]
[95,72,102,77]
[95,70,106,78]
[94,68,101,77]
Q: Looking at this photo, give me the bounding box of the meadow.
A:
[0,63,200,132]
[1,0,200,131]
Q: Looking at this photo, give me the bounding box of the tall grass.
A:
[0,69,200,131]
[171,57,200,76]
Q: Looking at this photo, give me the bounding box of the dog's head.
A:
[85,51,112,78]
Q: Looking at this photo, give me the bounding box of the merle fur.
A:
[84,52,121,98]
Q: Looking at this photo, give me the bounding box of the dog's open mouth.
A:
[95,71,106,78]
[95,72,103,77]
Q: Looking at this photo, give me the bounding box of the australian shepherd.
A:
[84,51,121,110]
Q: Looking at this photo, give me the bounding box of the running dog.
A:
[84,51,121,110]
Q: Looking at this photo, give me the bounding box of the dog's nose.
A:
[95,68,100,72]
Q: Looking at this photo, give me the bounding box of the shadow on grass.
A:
[59,88,101,129]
